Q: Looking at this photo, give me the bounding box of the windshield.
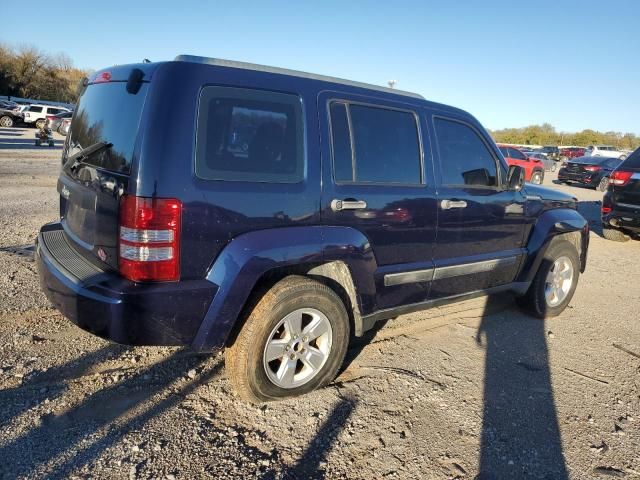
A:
[69,81,148,174]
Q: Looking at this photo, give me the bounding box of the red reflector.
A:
[601,206,612,214]
[118,195,181,282]
[610,170,633,186]
[94,71,112,83]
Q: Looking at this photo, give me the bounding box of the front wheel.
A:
[530,171,543,185]
[602,226,630,242]
[0,115,14,127]
[517,240,580,318]
[225,276,350,403]
[35,119,46,129]
[598,177,609,192]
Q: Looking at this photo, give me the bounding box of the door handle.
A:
[331,199,367,212]
[440,199,467,210]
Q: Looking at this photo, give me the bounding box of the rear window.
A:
[69,82,149,174]
[622,148,640,169]
[196,86,304,183]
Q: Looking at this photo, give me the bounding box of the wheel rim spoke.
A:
[276,358,297,386]
[264,338,289,362]
[283,310,303,337]
[302,314,329,341]
[301,346,325,372]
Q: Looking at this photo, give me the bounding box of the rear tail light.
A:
[118,195,182,282]
[584,165,601,172]
[609,170,633,186]
[601,206,612,214]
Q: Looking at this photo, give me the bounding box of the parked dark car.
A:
[541,145,560,161]
[36,56,589,402]
[45,110,73,133]
[0,103,23,127]
[558,156,624,191]
[602,149,640,241]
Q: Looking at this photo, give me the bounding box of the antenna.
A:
[387,80,397,89]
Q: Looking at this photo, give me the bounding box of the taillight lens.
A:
[118,195,182,282]
[584,165,601,172]
[609,170,633,186]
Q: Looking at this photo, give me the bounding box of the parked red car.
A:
[560,147,585,160]
[497,144,545,184]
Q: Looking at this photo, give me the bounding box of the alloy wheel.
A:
[263,308,333,389]
[544,256,574,307]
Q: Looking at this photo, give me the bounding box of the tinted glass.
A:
[435,118,498,187]
[622,148,640,169]
[498,146,509,157]
[329,102,353,182]
[29,106,43,113]
[196,86,304,183]
[69,81,149,174]
[48,108,60,115]
[349,104,421,184]
[508,147,528,160]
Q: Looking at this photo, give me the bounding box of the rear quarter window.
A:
[622,149,640,169]
[196,86,304,183]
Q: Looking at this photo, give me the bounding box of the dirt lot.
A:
[0,127,639,479]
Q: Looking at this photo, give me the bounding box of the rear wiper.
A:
[64,141,113,170]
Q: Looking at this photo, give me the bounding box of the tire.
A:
[602,226,630,242]
[550,163,557,172]
[225,276,350,403]
[0,115,14,127]
[597,177,609,192]
[48,141,55,147]
[517,239,580,318]
[35,119,46,129]
[35,139,41,146]
[530,171,543,185]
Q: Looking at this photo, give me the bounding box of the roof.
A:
[174,55,425,100]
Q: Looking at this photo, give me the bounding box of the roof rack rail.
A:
[174,55,424,100]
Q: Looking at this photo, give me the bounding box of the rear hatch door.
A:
[59,73,150,270]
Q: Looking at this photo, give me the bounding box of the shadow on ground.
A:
[476,296,568,479]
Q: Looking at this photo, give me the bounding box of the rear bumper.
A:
[557,169,597,186]
[602,193,640,233]
[36,223,216,346]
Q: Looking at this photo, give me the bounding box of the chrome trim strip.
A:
[433,256,518,281]
[384,268,434,287]
[383,256,519,287]
[616,202,640,209]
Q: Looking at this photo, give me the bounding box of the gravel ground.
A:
[0,127,639,479]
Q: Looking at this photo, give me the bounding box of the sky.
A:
[3,0,639,134]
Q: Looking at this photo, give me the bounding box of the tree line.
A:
[0,44,89,104]
[490,123,640,150]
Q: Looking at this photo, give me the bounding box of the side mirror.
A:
[506,165,525,191]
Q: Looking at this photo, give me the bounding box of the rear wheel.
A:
[602,226,630,242]
[530,171,543,185]
[0,115,14,127]
[597,177,609,192]
[35,119,46,129]
[517,240,580,318]
[35,139,41,146]
[225,276,350,403]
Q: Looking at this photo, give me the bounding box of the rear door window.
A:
[622,149,640,169]
[29,106,43,113]
[507,147,528,160]
[69,81,149,174]
[196,87,304,183]
[434,118,499,187]
[329,101,422,184]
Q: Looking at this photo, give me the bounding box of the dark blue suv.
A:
[36,56,589,402]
